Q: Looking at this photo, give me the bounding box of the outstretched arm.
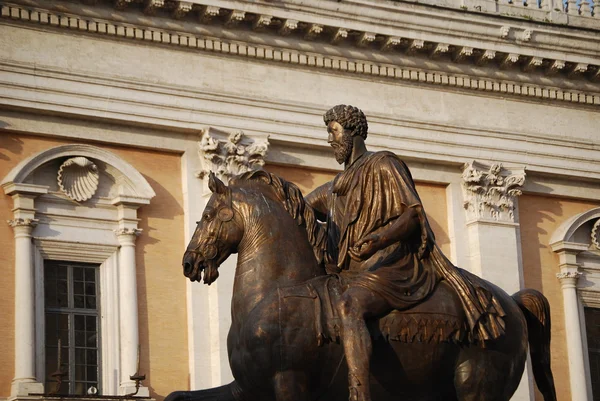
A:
[305,181,331,222]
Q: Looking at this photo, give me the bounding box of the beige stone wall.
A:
[0,134,188,400]
[265,164,451,256]
[519,194,600,401]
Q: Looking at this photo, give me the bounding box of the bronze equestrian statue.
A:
[166,106,556,401]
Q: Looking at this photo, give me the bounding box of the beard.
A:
[333,133,353,164]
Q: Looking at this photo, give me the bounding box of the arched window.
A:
[1,144,154,397]
[551,207,600,401]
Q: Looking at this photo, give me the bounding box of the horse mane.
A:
[230,170,325,263]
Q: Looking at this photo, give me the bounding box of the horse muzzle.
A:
[183,251,204,282]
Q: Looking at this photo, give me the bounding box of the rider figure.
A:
[305,105,506,401]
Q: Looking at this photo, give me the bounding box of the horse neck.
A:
[231,206,324,316]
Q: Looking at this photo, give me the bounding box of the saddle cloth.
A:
[278,275,467,346]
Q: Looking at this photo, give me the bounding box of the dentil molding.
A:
[1,2,599,106]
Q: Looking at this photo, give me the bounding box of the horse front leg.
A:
[165,381,249,401]
[273,371,311,401]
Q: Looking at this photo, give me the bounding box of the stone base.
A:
[119,385,150,397]
[10,381,44,399]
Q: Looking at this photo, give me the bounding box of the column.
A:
[552,241,590,401]
[9,218,44,397]
[115,228,145,395]
[462,161,534,401]
[111,194,149,397]
[557,272,587,401]
[2,183,48,398]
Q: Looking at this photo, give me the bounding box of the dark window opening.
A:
[44,260,101,396]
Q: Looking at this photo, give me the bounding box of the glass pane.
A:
[87,349,97,365]
[87,365,97,382]
[75,365,85,380]
[45,278,58,308]
[85,315,96,332]
[73,267,83,281]
[73,381,86,396]
[75,348,85,365]
[58,314,69,346]
[86,331,97,347]
[86,296,96,310]
[74,281,84,295]
[85,267,96,283]
[74,295,85,309]
[74,315,85,331]
[86,282,96,296]
[57,280,68,307]
[75,330,85,347]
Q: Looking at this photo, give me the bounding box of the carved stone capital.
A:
[557,271,582,289]
[8,218,39,228]
[462,161,526,223]
[114,228,142,236]
[114,228,142,246]
[197,129,269,181]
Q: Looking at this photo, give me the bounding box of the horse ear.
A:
[208,172,227,194]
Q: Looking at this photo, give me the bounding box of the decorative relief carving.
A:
[500,26,511,39]
[556,271,582,280]
[173,1,193,19]
[197,130,269,181]
[462,161,526,222]
[3,4,599,104]
[8,218,39,228]
[592,219,600,250]
[57,157,100,202]
[114,228,142,236]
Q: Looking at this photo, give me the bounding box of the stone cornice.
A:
[2,0,600,105]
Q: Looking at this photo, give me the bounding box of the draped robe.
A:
[306,151,506,342]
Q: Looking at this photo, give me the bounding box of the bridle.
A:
[188,188,239,262]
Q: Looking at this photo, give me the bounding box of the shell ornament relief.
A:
[57,157,100,202]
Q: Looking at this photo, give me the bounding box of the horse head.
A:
[183,172,244,285]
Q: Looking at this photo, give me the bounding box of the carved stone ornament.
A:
[592,219,600,250]
[197,129,269,181]
[57,157,100,202]
[7,218,39,228]
[462,161,526,223]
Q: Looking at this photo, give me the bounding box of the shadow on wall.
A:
[134,173,185,401]
[0,129,24,161]
[518,191,564,293]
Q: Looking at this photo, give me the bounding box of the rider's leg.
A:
[336,287,391,401]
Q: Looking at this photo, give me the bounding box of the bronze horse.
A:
[166,171,556,401]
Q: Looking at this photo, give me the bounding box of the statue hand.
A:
[349,234,382,261]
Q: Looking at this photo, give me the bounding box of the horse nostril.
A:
[183,261,193,276]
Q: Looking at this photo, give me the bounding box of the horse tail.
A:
[512,289,557,401]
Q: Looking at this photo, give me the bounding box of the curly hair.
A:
[323,104,368,140]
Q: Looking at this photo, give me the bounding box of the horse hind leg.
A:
[453,354,512,401]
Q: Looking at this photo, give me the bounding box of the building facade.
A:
[1,0,600,400]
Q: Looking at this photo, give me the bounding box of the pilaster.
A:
[186,128,268,388]
[2,183,48,398]
[461,161,533,401]
[110,197,148,397]
[551,241,590,401]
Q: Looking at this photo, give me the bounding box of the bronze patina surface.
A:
[166,106,557,401]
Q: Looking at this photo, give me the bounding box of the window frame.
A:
[43,260,102,396]
[34,240,120,395]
